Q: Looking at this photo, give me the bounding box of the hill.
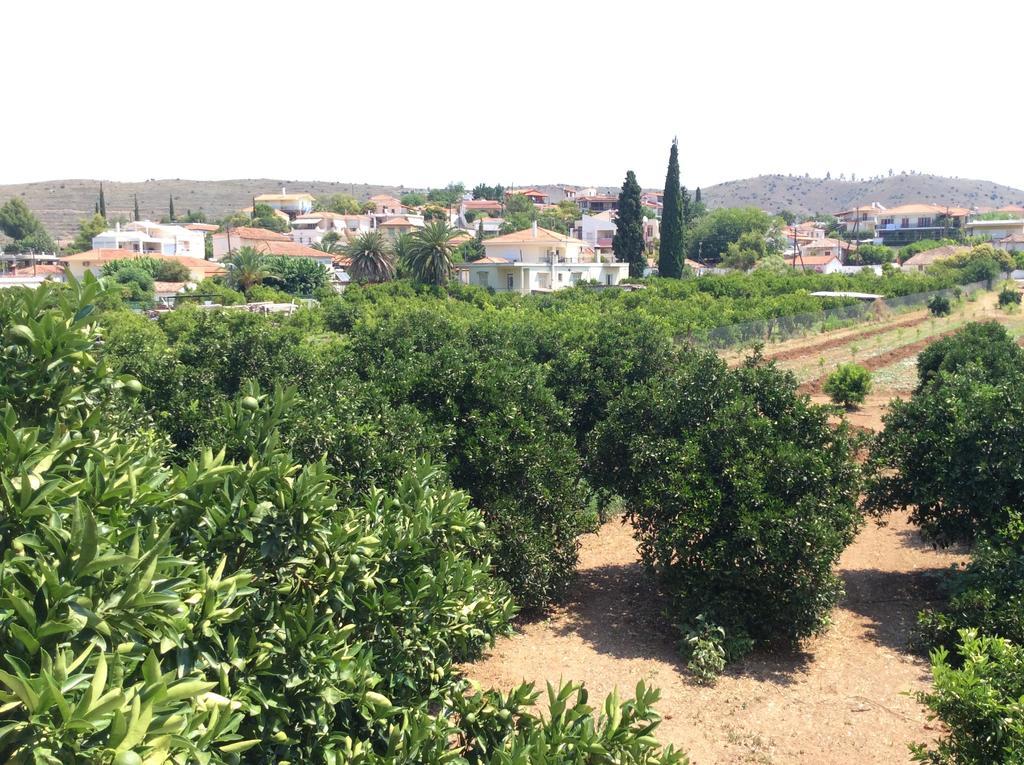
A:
[0,179,413,239]
[695,173,1024,217]
[3,174,1024,238]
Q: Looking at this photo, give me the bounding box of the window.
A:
[506,273,514,290]
[881,217,893,226]
[918,217,932,227]
[901,218,910,228]
[477,271,489,286]
[557,272,564,282]
[606,274,613,285]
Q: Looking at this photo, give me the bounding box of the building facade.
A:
[254,189,316,219]
[874,204,968,245]
[457,223,628,293]
[91,220,206,259]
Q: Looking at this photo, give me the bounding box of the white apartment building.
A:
[91,220,206,259]
[291,213,372,245]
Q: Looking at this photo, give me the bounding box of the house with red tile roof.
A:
[505,188,549,205]
[456,222,628,293]
[575,194,618,214]
[211,226,290,259]
[875,204,969,246]
[784,253,843,273]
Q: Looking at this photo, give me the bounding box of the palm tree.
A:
[345,230,395,283]
[225,246,269,293]
[312,231,343,255]
[404,221,460,286]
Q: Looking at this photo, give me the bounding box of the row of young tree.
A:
[0,277,689,764]
[2,258,1019,761]
[862,321,1024,762]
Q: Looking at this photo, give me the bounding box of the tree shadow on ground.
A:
[839,566,951,657]
[894,526,970,557]
[541,558,812,686]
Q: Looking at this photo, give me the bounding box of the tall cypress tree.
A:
[658,139,684,277]
[472,220,485,261]
[694,187,702,205]
[612,170,646,278]
[133,194,140,221]
[98,183,106,219]
[680,186,693,226]
[168,194,175,221]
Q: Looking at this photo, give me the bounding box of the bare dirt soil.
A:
[465,513,965,765]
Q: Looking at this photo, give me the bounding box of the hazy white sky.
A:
[4,0,1023,190]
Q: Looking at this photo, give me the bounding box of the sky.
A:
[4,0,1023,191]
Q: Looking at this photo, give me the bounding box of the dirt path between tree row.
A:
[464,511,965,765]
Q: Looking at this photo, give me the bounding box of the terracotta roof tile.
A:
[219,226,291,241]
[482,226,589,247]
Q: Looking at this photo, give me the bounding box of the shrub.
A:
[998,286,1022,308]
[916,516,1024,654]
[911,631,1024,764]
[246,283,294,303]
[867,325,1024,546]
[101,255,191,282]
[0,277,686,762]
[823,362,872,408]
[263,255,330,295]
[187,277,245,306]
[928,293,952,316]
[916,322,1024,390]
[591,350,862,653]
[681,616,727,684]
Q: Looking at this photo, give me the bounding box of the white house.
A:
[785,253,843,274]
[254,189,316,219]
[798,237,855,262]
[291,213,371,245]
[572,212,617,253]
[572,212,660,258]
[874,203,969,246]
[835,203,886,237]
[964,217,1024,244]
[91,220,206,259]
[457,223,628,293]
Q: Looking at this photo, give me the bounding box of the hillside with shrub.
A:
[3,172,1024,238]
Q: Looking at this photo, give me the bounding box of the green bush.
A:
[0,277,685,763]
[101,255,191,282]
[928,293,952,316]
[263,255,330,295]
[916,322,1024,390]
[867,324,1024,546]
[187,277,245,306]
[246,283,294,303]
[998,287,1022,308]
[591,350,862,653]
[911,630,1024,764]
[916,516,1024,655]
[823,363,872,408]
